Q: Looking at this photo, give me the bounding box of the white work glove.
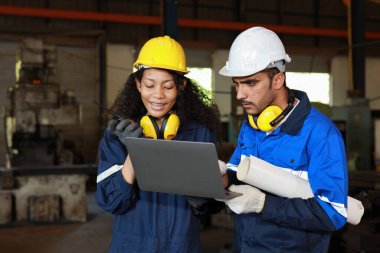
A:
[218,160,227,176]
[224,184,266,214]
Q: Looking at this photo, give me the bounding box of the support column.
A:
[161,0,178,39]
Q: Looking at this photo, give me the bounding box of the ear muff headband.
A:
[268,94,295,127]
[140,114,180,140]
[159,115,169,139]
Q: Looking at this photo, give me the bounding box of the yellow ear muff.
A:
[257,106,283,131]
[248,115,259,130]
[248,105,283,132]
[162,114,180,140]
[140,114,180,140]
[140,115,159,139]
[249,92,295,132]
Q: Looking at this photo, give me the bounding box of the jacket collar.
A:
[279,89,311,135]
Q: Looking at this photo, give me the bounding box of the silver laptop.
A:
[125,137,241,199]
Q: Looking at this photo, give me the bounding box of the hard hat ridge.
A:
[219,26,291,77]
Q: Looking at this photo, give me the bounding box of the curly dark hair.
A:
[111,68,222,141]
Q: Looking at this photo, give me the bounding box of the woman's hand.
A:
[122,155,136,184]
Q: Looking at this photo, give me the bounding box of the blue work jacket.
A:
[227,90,348,253]
[96,121,218,253]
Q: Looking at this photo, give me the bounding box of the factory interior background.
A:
[1,0,380,252]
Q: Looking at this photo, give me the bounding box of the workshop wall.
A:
[106,44,134,108]
[56,45,99,164]
[331,56,380,109]
[0,41,17,167]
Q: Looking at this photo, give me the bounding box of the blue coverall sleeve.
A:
[262,195,336,232]
[95,131,137,215]
[261,122,347,231]
[306,120,348,229]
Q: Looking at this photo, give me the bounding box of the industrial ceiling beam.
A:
[161,0,178,39]
[0,5,380,39]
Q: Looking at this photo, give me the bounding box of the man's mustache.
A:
[240,100,253,105]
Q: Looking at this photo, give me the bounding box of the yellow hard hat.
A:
[134,35,189,74]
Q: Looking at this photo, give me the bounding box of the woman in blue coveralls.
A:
[218,27,348,253]
[96,35,224,253]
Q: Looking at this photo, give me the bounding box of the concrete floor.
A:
[1,192,375,253]
[0,192,233,253]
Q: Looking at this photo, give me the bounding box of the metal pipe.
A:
[0,5,380,39]
[0,5,161,25]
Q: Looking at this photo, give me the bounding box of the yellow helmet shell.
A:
[134,36,189,74]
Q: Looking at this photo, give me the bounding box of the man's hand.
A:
[218,160,229,188]
[224,184,266,214]
[218,160,227,175]
[108,118,143,146]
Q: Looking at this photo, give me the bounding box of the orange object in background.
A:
[32,79,41,85]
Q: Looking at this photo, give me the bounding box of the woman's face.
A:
[136,68,179,125]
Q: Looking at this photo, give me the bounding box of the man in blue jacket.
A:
[218,26,348,253]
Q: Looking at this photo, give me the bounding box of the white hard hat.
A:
[219,26,291,77]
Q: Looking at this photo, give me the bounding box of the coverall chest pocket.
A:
[240,142,258,157]
[273,146,308,172]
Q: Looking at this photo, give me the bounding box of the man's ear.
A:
[272,72,285,90]
[135,77,141,92]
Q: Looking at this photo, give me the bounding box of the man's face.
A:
[232,72,275,116]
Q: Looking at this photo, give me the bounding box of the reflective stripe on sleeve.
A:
[318,195,347,218]
[97,164,123,183]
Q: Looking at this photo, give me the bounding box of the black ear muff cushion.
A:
[159,114,170,139]
[148,115,162,139]
[248,114,259,129]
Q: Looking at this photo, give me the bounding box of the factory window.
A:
[187,67,212,98]
[286,72,330,104]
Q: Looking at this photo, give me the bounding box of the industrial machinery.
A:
[0,38,91,225]
[331,98,373,171]
[6,38,81,167]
